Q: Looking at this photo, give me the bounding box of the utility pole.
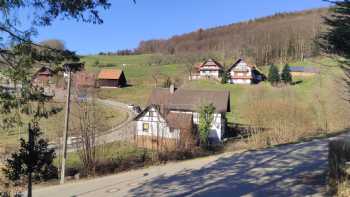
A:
[27,123,34,197]
[60,68,72,184]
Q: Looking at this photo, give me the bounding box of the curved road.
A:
[95,99,135,144]
[34,133,349,197]
[63,99,136,152]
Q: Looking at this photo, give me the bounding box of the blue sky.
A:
[32,0,330,55]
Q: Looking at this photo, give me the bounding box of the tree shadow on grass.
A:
[128,138,331,197]
[291,80,303,86]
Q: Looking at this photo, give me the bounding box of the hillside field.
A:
[81,54,343,124]
[0,102,128,149]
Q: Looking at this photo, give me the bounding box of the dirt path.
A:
[34,133,349,197]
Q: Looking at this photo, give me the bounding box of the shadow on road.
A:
[129,139,329,197]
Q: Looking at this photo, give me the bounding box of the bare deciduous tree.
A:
[74,89,102,176]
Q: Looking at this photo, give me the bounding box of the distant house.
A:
[289,66,320,77]
[134,86,231,148]
[191,58,224,80]
[227,59,264,84]
[97,69,127,88]
[0,74,19,94]
[73,71,96,89]
[32,66,55,87]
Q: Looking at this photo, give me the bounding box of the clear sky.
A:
[32,0,330,55]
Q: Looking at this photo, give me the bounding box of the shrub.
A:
[329,139,350,180]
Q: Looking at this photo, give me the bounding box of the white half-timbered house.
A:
[199,58,224,79]
[135,86,231,145]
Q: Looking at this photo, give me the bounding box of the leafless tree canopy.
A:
[136,9,328,66]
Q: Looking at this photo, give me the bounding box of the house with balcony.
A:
[227,59,264,84]
[190,58,224,80]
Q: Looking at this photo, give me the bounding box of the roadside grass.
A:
[54,141,150,176]
[0,101,128,148]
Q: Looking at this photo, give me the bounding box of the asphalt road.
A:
[33,133,349,197]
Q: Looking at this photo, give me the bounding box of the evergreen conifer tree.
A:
[3,123,56,197]
[281,64,293,84]
[268,64,280,86]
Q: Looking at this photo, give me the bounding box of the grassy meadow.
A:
[81,55,346,126]
[82,54,188,105]
[0,101,128,149]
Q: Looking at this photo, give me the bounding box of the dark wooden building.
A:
[97,69,127,88]
[31,66,55,87]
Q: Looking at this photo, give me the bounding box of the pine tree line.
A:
[268,64,293,86]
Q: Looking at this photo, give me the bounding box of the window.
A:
[143,123,149,132]
[149,111,154,117]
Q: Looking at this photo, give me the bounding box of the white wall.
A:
[200,70,219,78]
[229,79,252,84]
[136,107,180,139]
[229,61,253,84]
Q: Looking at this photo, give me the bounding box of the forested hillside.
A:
[136,8,328,66]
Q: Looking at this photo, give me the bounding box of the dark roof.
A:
[199,58,224,70]
[228,59,254,72]
[166,112,193,130]
[148,88,231,113]
[34,66,54,76]
[289,66,320,73]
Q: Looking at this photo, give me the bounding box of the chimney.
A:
[170,84,175,94]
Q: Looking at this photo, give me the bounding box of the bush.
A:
[329,138,350,180]
[221,72,229,84]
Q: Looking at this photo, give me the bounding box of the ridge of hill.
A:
[136,8,329,66]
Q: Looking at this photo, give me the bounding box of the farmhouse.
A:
[134,86,231,148]
[31,66,57,96]
[191,58,224,80]
[134,104,194,149]
[32,66,55,87]
[97,69,127,88]
[289,66,320,77]
[227,59,264,84]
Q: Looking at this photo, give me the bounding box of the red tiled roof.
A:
[97,69,123,80]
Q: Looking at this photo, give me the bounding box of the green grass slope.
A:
[82,55,342,124]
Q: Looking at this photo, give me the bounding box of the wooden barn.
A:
[97,69,127,88]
